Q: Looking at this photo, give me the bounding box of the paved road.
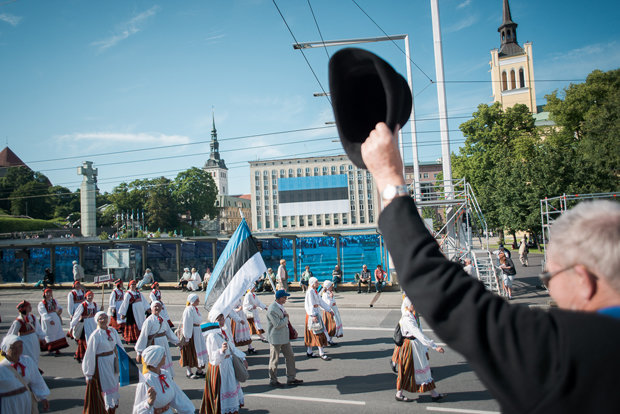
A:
[0,254,548,414]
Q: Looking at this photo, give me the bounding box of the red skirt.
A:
[83,370,107,414]
[322,311,337,337]
[108,315,121,330]
[247,317,264,335]
[123,323,140,343]
[74,338,87,362]
[304,314,327,347]
[46,337,69,352]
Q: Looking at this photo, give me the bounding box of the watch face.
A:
[383,186,397,200]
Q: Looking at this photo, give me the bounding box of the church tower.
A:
[202,112,228,195]
[489,0,537,112]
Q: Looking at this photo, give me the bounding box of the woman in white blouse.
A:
[304,277,333,360]
[135,301,179,378]
[180,293,207,379]
[38,288,69,354]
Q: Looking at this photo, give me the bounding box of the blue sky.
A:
[1,0,618,196]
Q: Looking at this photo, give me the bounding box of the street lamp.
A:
[295,34,422,201]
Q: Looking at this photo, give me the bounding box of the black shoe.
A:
[247,348,257,354]
[395,395,414,402]
[320,354,331,361]
[306,352,317,358]
[431,393,447,402]
[269,381,284,388]
[357,291,361,294]
[328,341,338,347]
[287,378,304,386]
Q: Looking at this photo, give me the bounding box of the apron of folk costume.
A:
[83,328,122,410]
[136,315,177,377]
[231,302,252,347]
[133,369,194,414]
[321,292,343,338]
[8,315,43,366]
[181,306,208,367]
[0,356,50,414]
[243,293,265,334]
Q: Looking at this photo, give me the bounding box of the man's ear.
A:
[574,265,597,301]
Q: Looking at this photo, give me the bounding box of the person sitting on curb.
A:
[358,264,372,293]
[375,264,387,292]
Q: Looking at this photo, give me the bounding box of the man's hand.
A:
[222,342,228,352]
[136,355,141,364]
[360,122,405,198]
[435,346,445,354]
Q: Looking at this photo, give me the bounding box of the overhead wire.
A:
[306,0,330,61]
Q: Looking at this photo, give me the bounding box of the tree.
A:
[145,177,178,230]
[173,167,218,226]
[0,167,50,213]
[48,185,79,219]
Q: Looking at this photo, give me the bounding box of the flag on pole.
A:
[117,345,142,386]
[204,218,266,319]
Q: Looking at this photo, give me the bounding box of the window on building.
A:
[273,190,277,196]
[350,203,356,211]
[368,203,373,210]
[272,179,277,185]
[280,169,285,177]
[299,218,304,226]
[256,190,261,196]
[265,205,269,211]
[331,166,336,173]
[501,71,508,91]
[423,173,429,179]
[510,69,516,89]
[257,221,262,229]
[314,167,319,175]
[305,167,310,174]
[265,220,270,228]
[348,165,353,170]
[340,165,345,172]
[263,170,268,176]
[317,217,322,225]
[255,171,260,177]
[343,216,348,225]
[351,216,356,224]
[273,208,278,215]
[257,209,261,215]
[334,216,339,225]
[519,68,525,88]
[322,166,328,174]
[297,168,302,175]
[369,213,374,222]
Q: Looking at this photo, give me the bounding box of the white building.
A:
[249,155,379,233]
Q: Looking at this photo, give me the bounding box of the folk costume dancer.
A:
[200,313,247,414]
[390,293,410,373]
[0,335,50,413]
[8,300,45,366]
[38,289,69,354]
[180,294,207,379]
[187,268,202,292]
[70,290,99,363]
[321,281,343,345]
[67,281,86,337]
[135,301,179,378]
[304,277,333,360]
[243,287,267,342]
[119,280,148,344]
[395,298,446,402]
[230,297,255,354]
[149,282,174,328]
[132,345,195,414]
[107,279,125,332]
[81,311,124,414]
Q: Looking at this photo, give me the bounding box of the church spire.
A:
[209,109,220,161]
[497,0,523,57]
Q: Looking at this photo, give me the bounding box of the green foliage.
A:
[0,217,61,232]
[99,231,109,240]
[145,177,178,230]
[421,207,444,233]
[173,167,218,225]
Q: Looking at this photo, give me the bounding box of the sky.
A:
[1,0,619,196]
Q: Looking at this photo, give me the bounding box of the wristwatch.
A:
[381,184,409,202]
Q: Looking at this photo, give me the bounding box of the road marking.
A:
[246,393,365,406]
[426,407,500,414]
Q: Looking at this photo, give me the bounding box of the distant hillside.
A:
[0,216,62,233]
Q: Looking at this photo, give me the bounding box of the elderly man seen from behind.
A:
[361,121,620,413]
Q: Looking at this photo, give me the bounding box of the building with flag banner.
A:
[203,218,266,317]
[249,155,379,232]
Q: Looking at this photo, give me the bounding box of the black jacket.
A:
[379,197,620,414]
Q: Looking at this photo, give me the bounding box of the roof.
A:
[0,147,26,168]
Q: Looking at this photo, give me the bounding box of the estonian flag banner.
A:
[117,345,141,386]
[278,175,349,217]
[204,218,267,318]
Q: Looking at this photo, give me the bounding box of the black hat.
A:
[329,48,412,169]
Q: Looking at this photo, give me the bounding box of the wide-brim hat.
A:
[329,47,412,169]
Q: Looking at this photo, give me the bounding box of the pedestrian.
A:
[230,297,256,354]
[135,301,179,378]
[375,264,387,292]
[42,267,55,289]
[359,119,620,412]
[255,272,266,292]
[187,268,202,292]
[8,300,45,366]
[304,277,333,360]
[201,313,247,414]
[498,251,516,299]
[321,281,343,345]
[178,268,191,291]
[266,290,303,387]
[73,260,85,282]
[107,279,124,332]
[395,297,446,402]
[463,258,474,276]
[277,259,288,292]
[243,286,268,342]
[331,265,343,292]
[300,265,312,293]
[118,280,148,344]
[38,289,69,355]
[149,282,174,328]
[132,345,195,414]
[70,290,99,363]
[358,264,372,293]
[81,311,123,414]
[203,267,212,291]
[67,280,86,318]
[518,238,529,267]
[137,268,154,290]
[179,293,207,379]
[0,335,50,413]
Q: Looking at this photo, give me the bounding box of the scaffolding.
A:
[540,192,618,268]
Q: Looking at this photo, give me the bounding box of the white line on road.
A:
[297,326,433,333]
[426,407,500,414]
[246,393,365,406]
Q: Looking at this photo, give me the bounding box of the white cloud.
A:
[91,5,160,52]
[445,15,478,33]
[0,12,22,26]
[59,132,191,146]
[457,0,472,9]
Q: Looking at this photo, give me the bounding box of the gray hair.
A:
[548,200,620,294]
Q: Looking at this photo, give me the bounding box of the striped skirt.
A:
[304,314,327,347]
[45,337,69,352]
[247,317,264,335]
[83,372,107,414]
[322,311,337,337]
[74,330,87,362]
[180,337,199,368]
[123,323,140,343]
[397,339,436,393]
[200,364,222,414]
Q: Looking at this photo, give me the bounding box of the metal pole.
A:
[404,35,421,201]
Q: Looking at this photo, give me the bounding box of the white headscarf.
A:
[150,300,162,309]
[187,294,199,306]
[323,280,333,289]
[1,334,22,353]
[208,307,224,323]
[308,277,318,287]
[95,311,108,321]
[142,345,166,367]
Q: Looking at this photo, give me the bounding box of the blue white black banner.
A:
[278,175,349,216]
